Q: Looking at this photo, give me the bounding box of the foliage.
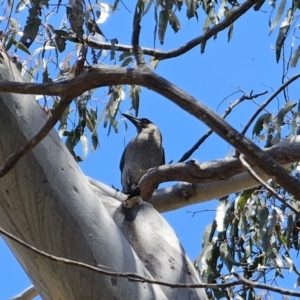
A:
[196,185,300,299]
[195,99,300,299]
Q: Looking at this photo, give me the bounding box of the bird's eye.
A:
[142,119,149,123]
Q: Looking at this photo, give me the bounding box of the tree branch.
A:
[66,0,260,61]
[10,286,38,300]
[233,273,300,297]
[239,154,299,214]
[178,90,268,162]
[139,136,300,200]
[89,137,300,212]
[1,64,300,201]
[131,21,146,65]
[2,225,300,297]
[241,72,300,135]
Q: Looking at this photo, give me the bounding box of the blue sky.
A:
[1,1,300,299]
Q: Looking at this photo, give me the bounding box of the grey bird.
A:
[120,113,165,193]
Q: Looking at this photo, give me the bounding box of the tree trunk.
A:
[0,51,207,299]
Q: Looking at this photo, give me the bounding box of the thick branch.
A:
[1,65,300,200]
[10,286,38,300]
[139,137,300,200]
[89,137,300,212]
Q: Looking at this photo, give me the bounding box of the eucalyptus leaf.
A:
[158,9,168,45]
[275,9,293,62]
[80,133,88,160]
[228,24,234,42]
[168,10,181,33]
[252,113,272,137]
[290,45,300,68]
[276,101,297,127]
[269,0,286,34]
[215,199,230,232]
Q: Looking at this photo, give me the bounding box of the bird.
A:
[120,113,165,193]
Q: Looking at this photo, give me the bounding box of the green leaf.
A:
[91,133,99,151]
[201,40,207,54]
[20,5,42,49]
[15,0,29,13]
[5,18,18,51]
[158,9,168,45]
[292,0,300,13]
[85,108,96,132]
[104,85,124,135]
[275,9,293,62]
[294,276,300,288]
[186,0,198,19]
[212,288,226,299]
[80,133,88,160]
[130,85,141,116]
[66,3,84,37]
[282,255,294,272]
[220,243,241,270]
[290,45,300,68]
[42,64,52,83]
[54,35,66,53]
[215,199,230,232]
[238,214,248,240]
[110,38,118,61]
[276,101,297,126]
[150,56,160,69]
[143,0,154,15]
[119,51,132,61]
[202,221,217,247]
[247,289,255,300]
[257,206,269,235]
[133,0,145,26]
[53,29,69,37]
[58,105,69,137]
[112,0,120,11]
[87,19,104,36]
[120,57,133,67]
[252,113,272,137]
[168,10,181,33]
[269,0,286,34]
[203,15,210,33]
[227,23,233,42]
[286,214,293,249]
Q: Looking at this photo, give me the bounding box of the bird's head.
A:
[122,113,156,134]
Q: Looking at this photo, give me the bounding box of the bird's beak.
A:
[122,113,142,127]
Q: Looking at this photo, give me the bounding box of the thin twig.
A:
[2,225,300,295]
[0,95,73,177]
[241,72,300,136]
[238,155,300,215]
[178,90,268,162]
[233,273,300,297]
[187,209,216,217]
[63,0,260,61]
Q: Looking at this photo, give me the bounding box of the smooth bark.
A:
[0,53,207,299]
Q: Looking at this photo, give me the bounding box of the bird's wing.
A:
[161,147,165,165]
[119,146,126,172]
